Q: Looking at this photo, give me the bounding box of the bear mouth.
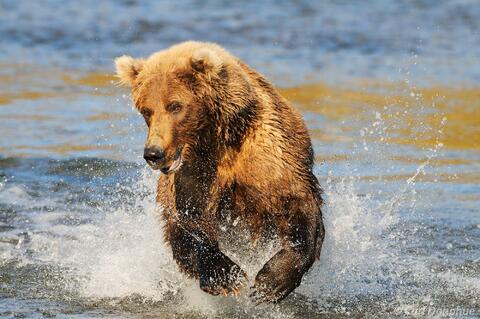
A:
[160,145,184,175]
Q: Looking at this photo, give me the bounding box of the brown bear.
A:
[115,41,325,303]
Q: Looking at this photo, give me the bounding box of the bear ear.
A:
[191,48,222,74]
[114,55,145,86]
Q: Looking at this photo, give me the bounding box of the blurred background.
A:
[0,1,479,318]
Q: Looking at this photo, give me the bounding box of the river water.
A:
[0,1,479,318]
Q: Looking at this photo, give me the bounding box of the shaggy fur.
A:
[115,41,325,303]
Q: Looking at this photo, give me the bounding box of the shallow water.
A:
[1,1,479,318]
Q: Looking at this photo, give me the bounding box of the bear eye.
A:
[166,102,182,114]
[140,108,153,123]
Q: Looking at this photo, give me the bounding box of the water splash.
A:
[1,154,478,317]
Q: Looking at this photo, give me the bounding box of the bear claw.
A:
[198,251,247,297]
[249,281,297,304]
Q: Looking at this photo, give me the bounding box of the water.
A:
[1,1,479,318]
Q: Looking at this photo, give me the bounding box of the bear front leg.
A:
[167,222,247,296]
[250,209,324,303]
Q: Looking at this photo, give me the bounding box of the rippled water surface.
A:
[0,1,479,318]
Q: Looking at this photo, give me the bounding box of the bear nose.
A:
[143,147,165,164]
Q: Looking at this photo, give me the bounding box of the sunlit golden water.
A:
[282,82,480,150]
[1,67,479,152]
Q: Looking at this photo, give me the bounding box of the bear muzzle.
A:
[144,145,184,174]
[143,146,165,165]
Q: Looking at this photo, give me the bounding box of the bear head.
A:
[115,41,257,174]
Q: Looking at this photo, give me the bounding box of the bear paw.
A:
[249,249,304,304]
[198,250,247,297]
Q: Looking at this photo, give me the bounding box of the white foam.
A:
[16,168,184,301]
[0,185,31,204]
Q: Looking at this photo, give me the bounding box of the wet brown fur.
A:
[115,41,325,303]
